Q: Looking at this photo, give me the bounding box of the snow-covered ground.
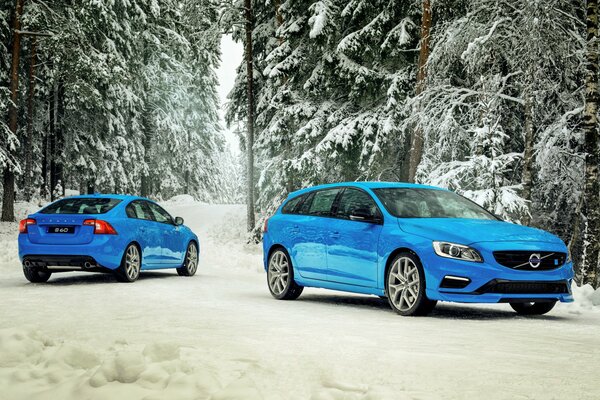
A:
[1,199,600,399]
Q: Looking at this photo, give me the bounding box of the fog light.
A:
[440,275,471,289]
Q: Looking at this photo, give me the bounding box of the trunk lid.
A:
[27,214,95,245]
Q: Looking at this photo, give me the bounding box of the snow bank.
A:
[163,194,200,206]
[0,328,258,400]
[571,284,600,309]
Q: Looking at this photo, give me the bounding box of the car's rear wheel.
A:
[510,301,556,315]
[267,248,303,300]
[386,252,437,316]
[23,265,51,283]
[116,244,141,282]
[177,242,198,276]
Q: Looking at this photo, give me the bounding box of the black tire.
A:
[385,252,437,316]
[23,266,51,283]
[115,243,141,282]
[267,247,303,300]
[510,301,556,315]
[177,242,199,277]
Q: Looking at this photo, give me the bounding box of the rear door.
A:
[290,188,341,281]
[28,197,121,245]
[326,188,383,287]
[145,201,184,265]
[125,200,162,266]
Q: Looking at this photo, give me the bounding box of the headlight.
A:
[432,241,483,262]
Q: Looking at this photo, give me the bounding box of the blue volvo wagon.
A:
[18,195,199,283]
[262,182,574,316]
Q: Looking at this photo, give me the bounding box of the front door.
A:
[326,188,383,287]
[125,200,162,267]
[145,201,184,265]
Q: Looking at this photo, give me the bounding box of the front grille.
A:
[493,251,566,271]
[476,280,569,295]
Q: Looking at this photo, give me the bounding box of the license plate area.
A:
[47,226,75,234]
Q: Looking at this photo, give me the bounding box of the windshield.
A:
[40,198,122,215]
[373,188,498,220]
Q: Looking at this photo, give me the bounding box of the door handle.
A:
[330,231,340,238]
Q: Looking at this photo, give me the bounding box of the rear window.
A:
[40,198,122,215]
[281,195,305,214]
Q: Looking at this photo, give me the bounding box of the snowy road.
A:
[1,201,599,399]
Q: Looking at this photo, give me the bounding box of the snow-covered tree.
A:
[227,0,421,233]
[1,0,228,206]
[405,0,585,226]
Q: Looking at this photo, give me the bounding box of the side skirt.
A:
[294,275,385,296]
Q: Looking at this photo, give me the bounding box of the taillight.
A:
[83,219,117,234]
[18,218,36,234]
[263,217,269,233]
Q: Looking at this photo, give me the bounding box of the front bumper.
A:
[421,241,575,303]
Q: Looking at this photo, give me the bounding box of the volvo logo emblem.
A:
[529,253,542,268]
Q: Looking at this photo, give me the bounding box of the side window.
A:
[307,189,340,216]
[126,201,152,220]
[336,188,380,220]
[146,202,174,224]
[297,192,314,215]
[281,195,304,214]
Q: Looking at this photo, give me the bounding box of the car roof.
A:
[288,181,446,197]
[57,194,149,202]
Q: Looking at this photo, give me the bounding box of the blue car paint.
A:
[263,182,574,304]
[18,194,199,271]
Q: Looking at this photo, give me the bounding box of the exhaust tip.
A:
[84,262,93,269]
[24,260,31,268]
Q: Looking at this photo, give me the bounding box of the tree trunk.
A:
[407,0,432,183]
[41,129,48,199]
[24,37,36,202]
[521,94,534,226]
[140,104,153,197]
[49,85,57,200]
[1,0,24,222]
[245,0,256,233]
[583,0,600,287]
[273,0,284,45]
[56,81,65,197]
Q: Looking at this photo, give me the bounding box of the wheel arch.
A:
[382,247,421,291]
[267,243,288,262]
[187,238,199,250]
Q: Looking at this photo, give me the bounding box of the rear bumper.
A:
[22,254,112,273]
[18,234,124,270]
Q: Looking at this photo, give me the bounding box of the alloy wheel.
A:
[186,243,198,274]
[388,256,420,312]
[125,245,140,280]
[268,250,289,296]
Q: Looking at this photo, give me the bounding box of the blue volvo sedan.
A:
[262,182,574,316]
[18,195,199,283]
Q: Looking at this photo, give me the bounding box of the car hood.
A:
[397,218,563,245]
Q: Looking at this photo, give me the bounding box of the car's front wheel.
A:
[177,242,198,276]
[116,244,141,282]
[510,301,556,315]
[386,252,437,316]
[267,248,303,300]
[23,265,51,283]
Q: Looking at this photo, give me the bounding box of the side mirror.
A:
[174,216,184,226]
[349,208,381,224]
